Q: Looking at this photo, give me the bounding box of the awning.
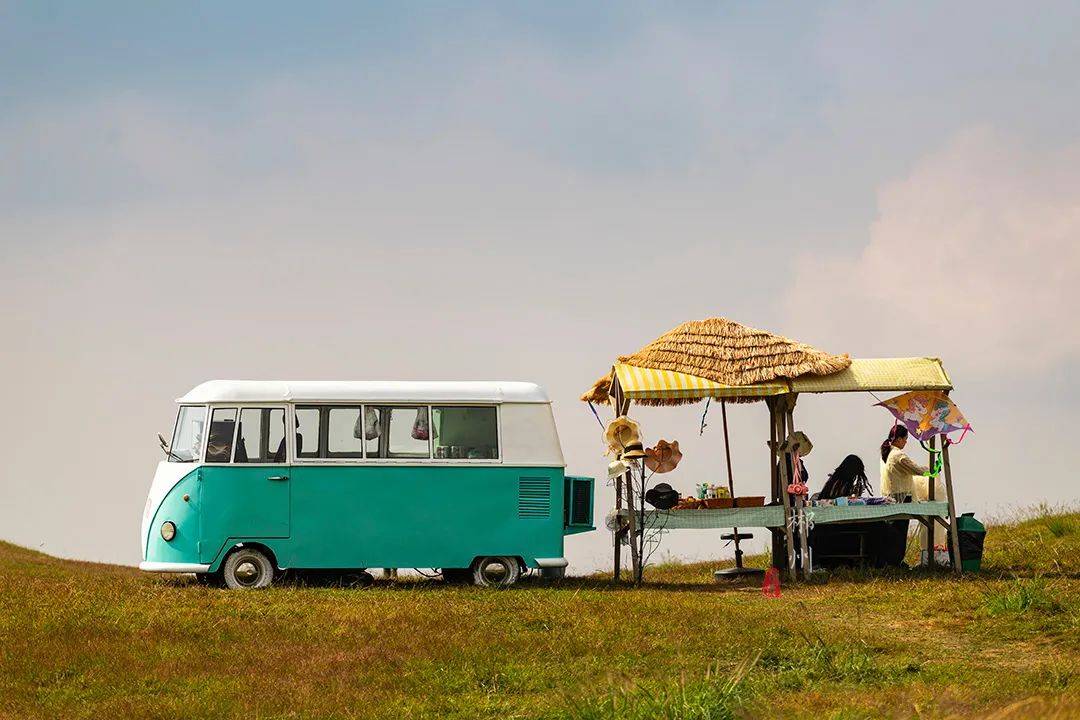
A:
[613,363,789,401]
[790,357,952,393]
[612,357,952,402]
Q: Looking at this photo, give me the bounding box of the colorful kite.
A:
[876,390,972,443]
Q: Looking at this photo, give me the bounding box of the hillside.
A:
[2,510,1078,720]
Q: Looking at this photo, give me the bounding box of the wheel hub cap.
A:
[235,561,259,584]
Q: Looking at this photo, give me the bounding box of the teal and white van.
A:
[141,381,594,589]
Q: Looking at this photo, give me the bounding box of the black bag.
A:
[645,483,680,510]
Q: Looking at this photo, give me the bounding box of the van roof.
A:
[177,380,551,405]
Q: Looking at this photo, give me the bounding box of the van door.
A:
[198,407,291,563]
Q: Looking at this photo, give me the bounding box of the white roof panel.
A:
[178,380,551,405]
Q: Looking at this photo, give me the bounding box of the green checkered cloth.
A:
[646,501,948,530]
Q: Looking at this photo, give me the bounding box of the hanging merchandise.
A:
[607,459,630,479]
[644,439,683,474]
[355,407,381,441]
[411,407,430,441]
[604,416,646,460]
[644,482,680,510]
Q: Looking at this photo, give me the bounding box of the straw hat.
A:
[604,416,643,456]
[607,459,630,479]
[644,439,683,473]
[621,441,647,460]
[780,430,813,457]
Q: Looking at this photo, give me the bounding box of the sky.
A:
[2,2,1078,572]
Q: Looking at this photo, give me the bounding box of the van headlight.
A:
[161,521,177,542]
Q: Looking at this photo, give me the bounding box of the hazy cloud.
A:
[788,127,1080,376]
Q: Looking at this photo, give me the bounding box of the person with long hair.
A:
[818,454,872,499]
[879,425,928,502]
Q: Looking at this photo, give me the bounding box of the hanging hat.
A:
[621,441,647,460]
[607,458,630,479]
[644,482,680,510]
[644,439,683,473]
[780,430,813,457]
[604,508,631,532]
[604,416,643,456]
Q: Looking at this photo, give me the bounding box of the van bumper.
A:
[534,557,569,569]
[139,561,211,573]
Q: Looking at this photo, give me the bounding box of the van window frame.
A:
[200,403,289,466]
[288,402,502,465]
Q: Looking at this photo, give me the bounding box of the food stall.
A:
[582,318,966,582]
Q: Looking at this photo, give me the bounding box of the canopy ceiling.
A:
[596,357,952,405]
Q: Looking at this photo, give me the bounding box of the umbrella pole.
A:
[714,401,763,579]
[942,440,962,573]
[723,402,742,569]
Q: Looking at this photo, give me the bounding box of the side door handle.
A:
[268,475,289,482]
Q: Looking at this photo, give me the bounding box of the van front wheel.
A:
[223,548,274,590]
[472,556,521,588]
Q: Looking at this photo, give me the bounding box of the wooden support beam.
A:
[777,410,797,579]
[926,435,937,569]
[767,400,783,568]
[942,440,962,574]
[787,405,810,579]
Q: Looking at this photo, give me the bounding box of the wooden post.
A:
[787,405,810,578]
[613,468,622,581]
[767,399,783,569]
[625,473,640,581]
[942,440,962,574]
[777,407,797,579]
[610,381,628,582]
[926,435,937,568]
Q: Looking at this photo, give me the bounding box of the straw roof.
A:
[582,317,851,406]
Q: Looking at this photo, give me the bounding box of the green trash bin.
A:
[948,512,987,572]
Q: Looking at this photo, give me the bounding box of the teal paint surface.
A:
[145,470,201,565]
[146,465,586,572]
[198,465,290,563]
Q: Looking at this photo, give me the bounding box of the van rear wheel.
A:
[223,548,274,590]
[471,556,521,588]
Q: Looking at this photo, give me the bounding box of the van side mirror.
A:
[157,433,169,452]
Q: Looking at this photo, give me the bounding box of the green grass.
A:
[1,512,1079,719]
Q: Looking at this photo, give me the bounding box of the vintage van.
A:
[141,381,594,589]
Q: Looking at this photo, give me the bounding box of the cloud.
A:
[787,127,1080,376]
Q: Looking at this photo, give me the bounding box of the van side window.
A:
[205,408,237,463]
[369,406,431,459]
[432,406,499,459]
[327,407,365,458]
[235,408,287,463]
[295,407,321,459]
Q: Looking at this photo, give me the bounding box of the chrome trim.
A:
[534,557,569,568]
[139,561,211,573]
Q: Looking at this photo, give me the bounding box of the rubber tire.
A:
[222,548,275,590]
[471,556,521,588]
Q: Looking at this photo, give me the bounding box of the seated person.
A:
[879,425,928,503]
[815,455,871,500]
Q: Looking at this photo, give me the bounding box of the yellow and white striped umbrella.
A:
[612,363,789,401]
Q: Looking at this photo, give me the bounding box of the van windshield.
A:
[169,406,207,462]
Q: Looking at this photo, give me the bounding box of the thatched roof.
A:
[582,317,851,405]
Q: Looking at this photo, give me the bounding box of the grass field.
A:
[2,509,1078,720]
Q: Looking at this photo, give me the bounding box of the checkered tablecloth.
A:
[645,501,948,530]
